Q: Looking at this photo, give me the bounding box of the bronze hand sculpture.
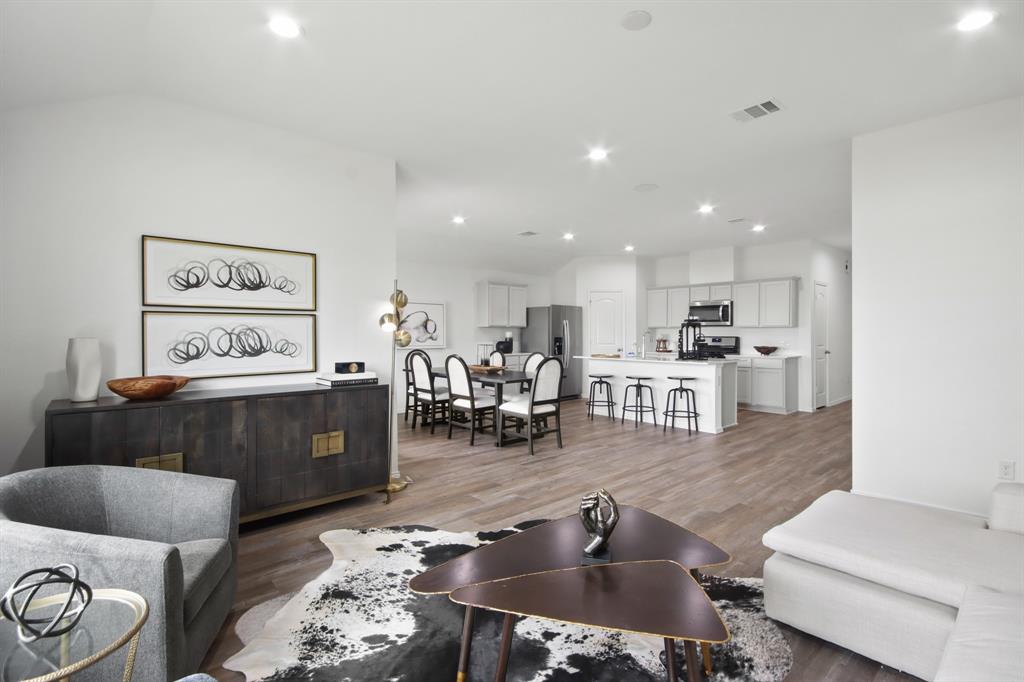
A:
[579,489,620,561]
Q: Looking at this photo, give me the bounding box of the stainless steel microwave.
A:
[688,300,733,326]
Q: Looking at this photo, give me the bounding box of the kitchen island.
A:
[575,356,738,434]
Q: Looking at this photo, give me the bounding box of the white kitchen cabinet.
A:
[647,288,668,328]
[668,287,691,326]
[709,283,732,300]
[759,279,797,327]
[476,282,528,327]
[508,286,528,327]
[732,282,760,327]
[737,366,751,404]
[738,356,798,413]
[689,285,711,303]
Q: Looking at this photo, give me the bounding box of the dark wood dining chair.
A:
[446,355,497,445]
[410,350,448,433]
[498,356,564,455]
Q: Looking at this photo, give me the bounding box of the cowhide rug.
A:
[223,523,792,681]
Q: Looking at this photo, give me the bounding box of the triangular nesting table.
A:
[409,506,731,682]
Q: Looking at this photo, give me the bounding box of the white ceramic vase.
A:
[66,337,101,402]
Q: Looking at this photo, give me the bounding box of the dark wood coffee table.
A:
[450,561,729,682]
[409,506,730,681]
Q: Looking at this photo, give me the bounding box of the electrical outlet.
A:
[997,461,1016,481]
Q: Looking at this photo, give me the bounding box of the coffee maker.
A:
[677,317,708,360]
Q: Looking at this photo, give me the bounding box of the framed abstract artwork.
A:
[142,236,316,311]
[143,311,317,379]
[399,302,445,349]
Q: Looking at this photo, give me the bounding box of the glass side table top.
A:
[0,588,148,682]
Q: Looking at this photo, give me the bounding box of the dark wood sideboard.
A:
[44,383,390,522]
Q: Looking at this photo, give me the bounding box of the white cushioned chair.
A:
[445,354,496,445]
[409,350,448,434]
[498,356,563,455]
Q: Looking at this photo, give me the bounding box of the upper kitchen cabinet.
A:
[709,283,732,300]
[507,286,528,327]
[647,288,668,328]
[689,285,710,302]
[667,288,690,327]
[476,282,528,327]
[732,282,760,327]
[759,278,798,327]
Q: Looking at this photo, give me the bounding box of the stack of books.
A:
[315,371,378,387]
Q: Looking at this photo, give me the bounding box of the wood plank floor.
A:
[203,398,917,681]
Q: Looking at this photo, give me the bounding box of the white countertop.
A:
[575,355,737,366]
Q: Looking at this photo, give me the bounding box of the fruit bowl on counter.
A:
[753,345,779,356]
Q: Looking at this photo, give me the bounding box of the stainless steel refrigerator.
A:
[523,305,583,398]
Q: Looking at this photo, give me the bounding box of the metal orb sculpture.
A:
[394,328,412,348]
[389,289,408,311]
[0,564,93,642]
[579,488,620,565]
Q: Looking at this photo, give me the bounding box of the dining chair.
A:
[446,355,496,445]
[520,352,545,394]
[498,356,564,455]
[410,351,449,434]
[403,352,417,422]
[488,350,506,367]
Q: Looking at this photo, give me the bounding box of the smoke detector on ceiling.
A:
[517,230,539,237]
[730,100,783,123]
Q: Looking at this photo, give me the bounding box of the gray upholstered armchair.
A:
[0,466,238,682]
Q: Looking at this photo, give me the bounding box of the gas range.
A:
[677,350,727,360]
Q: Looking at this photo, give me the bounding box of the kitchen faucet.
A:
[641,331,649,359]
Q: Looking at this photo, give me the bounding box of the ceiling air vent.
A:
[727,217,746,224]
[730,100,783,123]
[517,230,539,237]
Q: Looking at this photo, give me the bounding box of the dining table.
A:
[430,366,533,447]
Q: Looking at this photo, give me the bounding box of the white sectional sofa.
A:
[762,484,1024,681]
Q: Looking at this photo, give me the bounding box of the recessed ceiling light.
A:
[268,15,302,39]
[451,215,466,225]
[957,10,995,31]
[752,224,766,232]
[587,147,609,162]
[698,204,714,215]
[624,244,635,252]
[621,10,653,31]
[633,183,659,192]
[562,232,575,241]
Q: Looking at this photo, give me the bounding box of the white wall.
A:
[394,260,552,371]
[852,96,1024,515]
[0,95,398,474]
[653,254,689,287]
[689,246,735,283]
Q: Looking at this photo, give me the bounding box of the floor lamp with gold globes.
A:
[379,280,411,501]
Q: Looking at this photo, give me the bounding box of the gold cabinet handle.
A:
[312,431,344,458]
[135,452,184,472]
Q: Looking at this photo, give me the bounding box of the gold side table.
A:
[0,588,148,682]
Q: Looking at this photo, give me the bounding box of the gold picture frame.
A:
[142,235,317,311]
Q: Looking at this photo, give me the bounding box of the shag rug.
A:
[224,523,792,681]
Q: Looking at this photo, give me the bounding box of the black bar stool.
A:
[586,374,616,420]
[621,376,657,428]
[664,376,699,435]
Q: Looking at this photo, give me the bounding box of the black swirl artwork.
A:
[168,259,299,295]
[399,310,439,343]
[167,326,302,365]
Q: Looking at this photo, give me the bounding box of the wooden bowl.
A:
[753,346,779,356]
[468,365,504,374]
[107,375,189,400]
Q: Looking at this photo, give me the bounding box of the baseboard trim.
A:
[827,394,851,407]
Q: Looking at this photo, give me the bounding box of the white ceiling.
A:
[3,1,1022,273]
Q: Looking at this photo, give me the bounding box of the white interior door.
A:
[814,281,829,408]
[589,291,623,355]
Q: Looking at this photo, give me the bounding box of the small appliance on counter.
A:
[655,338,671,353]
[495,332,513,354]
